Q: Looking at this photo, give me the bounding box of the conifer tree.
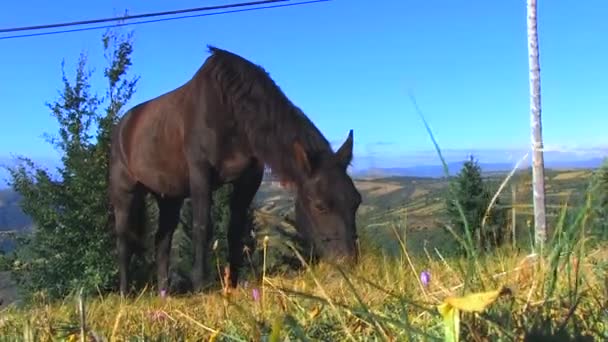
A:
[445,155,507,251]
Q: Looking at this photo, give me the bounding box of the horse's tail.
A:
[111,109,132,173]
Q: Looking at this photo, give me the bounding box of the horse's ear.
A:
[293,141,312,175]
[335,129,354,169]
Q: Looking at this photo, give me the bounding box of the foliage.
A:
[445,155,508,252]
[4,28,138,300]
[171,184,235,291]
[166,182,265,293]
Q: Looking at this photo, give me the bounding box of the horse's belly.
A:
[216,153,253,182]
[139,171,190,198]
[130,155,190,197]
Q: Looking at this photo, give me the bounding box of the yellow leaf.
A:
[437,287,510,342]
[444,287,510,313]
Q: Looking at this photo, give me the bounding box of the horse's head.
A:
[292,130,361,264]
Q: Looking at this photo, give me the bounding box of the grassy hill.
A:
[246,167,597,263]
[0,167,604,340]
[0,167,595,257]
[255,168,592,221]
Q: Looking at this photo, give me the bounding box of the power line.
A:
[0,0,330,40]
[0,0,287,34]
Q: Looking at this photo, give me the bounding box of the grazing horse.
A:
[109,45,362,296]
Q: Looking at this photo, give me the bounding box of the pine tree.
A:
[445,155,507,251]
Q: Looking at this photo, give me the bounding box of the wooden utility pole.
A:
[527,0,547,247]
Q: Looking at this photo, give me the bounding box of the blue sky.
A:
[0,0,607,174]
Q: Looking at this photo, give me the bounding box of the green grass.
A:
[0,226,605,341]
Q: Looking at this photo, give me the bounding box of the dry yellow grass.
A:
[410,187,430,199]
[409,202,444,216]
[1,241,605,340]
[546,190,573,197]
[354,181,403,197]
[553,170,591,181]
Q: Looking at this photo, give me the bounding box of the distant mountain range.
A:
[351,158,606,178]
[2,155,605,185]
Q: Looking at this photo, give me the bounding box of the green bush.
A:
[5,27,139,301]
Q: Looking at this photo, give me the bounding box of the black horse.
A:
[109,45,362,295]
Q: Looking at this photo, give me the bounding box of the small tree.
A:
[445,155,507,251]
[6,27,138,300]
[589,158,608,240]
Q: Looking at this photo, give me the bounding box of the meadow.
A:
[0,166,606,341]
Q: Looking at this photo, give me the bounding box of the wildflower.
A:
[420,270,431,287]
[160,289,167,299]
[252,288,260,302]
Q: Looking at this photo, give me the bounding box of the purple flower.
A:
[420,271,430,287]
[160,289,167,299]
[252,288,260,302]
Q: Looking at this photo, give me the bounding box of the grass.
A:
[0,228,605,341]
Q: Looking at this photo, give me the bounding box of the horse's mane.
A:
[199,45,333,183]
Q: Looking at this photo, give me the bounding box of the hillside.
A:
[249,168,595,259]
[0,167,600,315]
[0,167,595,235]
[0,167,595,257]
[0,189,31,231]
[254,168,593,226]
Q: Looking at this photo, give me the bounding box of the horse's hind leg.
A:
[227,162,264,288]
[154,196,183,296]
[112,186,146,296]
[110,161,147,296]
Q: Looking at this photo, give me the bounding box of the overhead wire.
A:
[0,0,330,40]
[0,0,288,33]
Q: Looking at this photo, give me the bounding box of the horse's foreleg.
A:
[189,163,213,292]
[155,198,183,296]
[227,163,264,288]
[114,209,132,297]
